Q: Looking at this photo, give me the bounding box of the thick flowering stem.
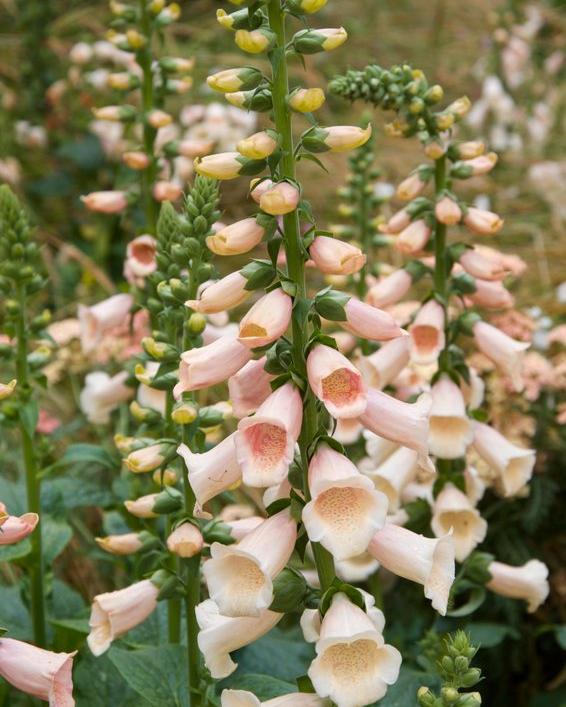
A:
[433,153,450,375]
[267,0,335,591]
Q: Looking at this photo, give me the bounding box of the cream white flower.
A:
[362,446,419,512]
[431,483,487,562]
[486,559,549,612]
[428,376,474,460]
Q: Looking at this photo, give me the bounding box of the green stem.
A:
[16,282,46,647]
[267,0,335,592]
[138,0,158,234]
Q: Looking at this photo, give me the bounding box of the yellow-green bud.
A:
[235,27,276,54]
[171,401,198,425]
[288,87,326,113]
[188,312,206,334]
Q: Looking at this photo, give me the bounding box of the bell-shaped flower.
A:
[435,196,462,225]
[153,181,182,202]
[167,522,204,558]
[124,494,159,519]
[340,298,403,341]
[80,371,133,424]
[335,552,380,583]
[78,293,133,353]
[203,509,296,617]
[357,335,410,389]
[124,234,157,281]
[0,639,76,707]
[306,593,401,707]
[459,248,507,281]
[206,217,266,256]
[359,389,432,472]
[363,431,399,467]
[174,336,252,397]
[307,344,367,419]
[408,299,445,365]
[486,559,549,613]
[186,272,250,314]
[221,689,326,706]
[124,443,166,473]
[178,432,242,510]
[235,383,302,487]
[396,172,428,201]
[368,524,455,615]
[238,289,292,349]
[460,368,485,410]
[431,483,487,562]
[468,278,514,310]
[395,219,431,255]
[366,269,412,308]
[302,444,388,560]
[0,511,38,545]
[196,599,282,678]
[428,376,474,459]
[95,533,144,555]
[362,446,419,512]
[237,131,279,160]
[472,421,535,497]
[309,236,366,276]
[304,125,372,153]
[194,152,262,180]
[87,579,159,656]
[333,417,363,445]
[463,207,504,236]
[473,320,529,392]
[228,357,274,418]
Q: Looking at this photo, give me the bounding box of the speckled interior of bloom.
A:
[245,423,286,472]
[321,368,361,408]
[314,487,374,534]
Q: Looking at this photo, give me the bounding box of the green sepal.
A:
[319,579,365,616]
[269,567,309,613]
[313,288,350,321]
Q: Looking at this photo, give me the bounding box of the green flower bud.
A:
[188,312,207,334]
[292,27,348,54]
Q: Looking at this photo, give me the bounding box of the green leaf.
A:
[0,538,31,562]
[43,517,73,565]
[19,400,39,437]
[49,617,90,634]
[109,645,188,707]
[0,585,32,640]
[223,674,296,700]
[75,652,135,707]
[58,443,119,471]
[554,625,566,650]
[232,626,314,682]
[371,667,439,706]
[465,621,520,648]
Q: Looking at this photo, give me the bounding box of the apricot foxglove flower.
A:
[203,509,296,617]
[238,289,292,349]
[259,181,300,215]
[463,207,504,236]
[435,196,462,225]
[302,444,388,560]
[362,446,419,512]
[309,236,366,275]
[368,524,455,615]
[408,299,446,365]
[81,190,128,213]
[305,593,401,707]
[167,522,204,558]
[307,344,367,418]
[124,494,159,519]
[235,382,302,487]
[428,375,474,459]
[302,125,372,153]
[0,511,38,545]
[486,559,549,612]
[124,443,166,473]
[87,579,159,656]
[292,27,348,54]
[365,269,412,308]
[221,690,326,706]
[178,433,242,510]
[186,272,250,314]
[431,483,487,562]
[395,219,431,255]
[340,297,403,341]
[174,336,252,396]
[472,421,535,497]
[468,278,514,309]
[207,67,263,93]
[196,599,282,678]
[0,639,76,707]
[79,371,133,424]
[396,172,429,201]
[153,181,182,202]
[95,533,144,555]
[237,131,279,160]
[357,335,410,389]
[124,234,157,283]
[459,247,508,281]
[206,217,267,256]
[228,357,274,419]
[195,152,265,180]
[473,320,529,392]
[78,293,133,353]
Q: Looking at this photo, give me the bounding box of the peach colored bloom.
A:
[206,218,266,256]
[81,190,128,213]
[307,344,367,419]
[228,357,274,419]
[395,219,431,255]
[486,560,549,612]
[186,272,250,314]
[459,248,507,281]
[408,299,445,365]
[435,196,462,225]
[167,523,204,558]
[366,270,412,308]
[473,320,529,392]
[341,298,403,341]
[431,483,487,561]
[238,289,292,349]
[80,371,133,424]
[309,236,366,276]
[78,293,133,353]
[428,376,474,459]
[358,335,410,390]
[0,511,38,545]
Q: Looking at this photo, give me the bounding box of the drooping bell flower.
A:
[333,417,363,445]
[307,344,367,419]
[196,599,282,678]
[228,357,274,419]
[237,131,279,160]
[238,289,292,349]
[431,483,487,562]
[153,181,182,202]
[79,371,133,425]
[363,431,399,467]
[362,446,419,512]
[305,593,401,707]
[340,297,404,341]
[0,511,38,545]
[486,559,549,613]
[174,336,252,397]
[395,219,432,255]
[408,299,445,365]
[203,510,296,617]
[124,234,157,283]
[124,443,166,473]
[435,196,462,225]
[87,579,159,655]
[206,217,266,256]
[309,236,366,276]
[124,494,159,519]
[468,278,514,309]
[459,248,508,281]
[81,190,128,213]
[0,639,76,707]
[428,376,474,459]
[186,272,250,314]
[366,269,412,308]
[235,383,302,487]
[473,320,529,392]
[178,432,242,510]
[302,444,388,560]
[78,293,133,353]
[302,124,372,153]
[368,524,455,615]
[396,172,428,201]
[94,533,144,555]
[463,207,504,236]
[472,421,535,497]
[357,335,410,390]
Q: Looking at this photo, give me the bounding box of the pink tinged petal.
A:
[309,236,366,276]
[486,560,549,613]
[366,269,412,309]
[307,344,367,419]
[78,293,133,353]
[196,599,282,679]
[408,299,445,365]
[178,433,242,510]
[368,524,455,615]
[0,638,76,706]
[428,376,474,460]
[174,336,252,396]
[221,689,261,707]
[473,321,529,392]
[206,218,265,256]
[468,279,514,310]
[341,298,404,341]
[87,579,159,656]
[235,383,302,488]
[80,370,133,425]
[303,445,388,560]
[228,357,274,419]
[472,422,535,497]
[238,289,292,349]
[0,512,38,545]
[362,446,419,512]
[431,483,487,562]
[333,417,363,445]
[124,235,157,278]
[459,248,508,281]
[357,336,410,390]
[186,272,250,314]
[395,219,431,255]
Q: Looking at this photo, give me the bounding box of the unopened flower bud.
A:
[152,487,183,514]
[188,312,207,334]
[153,468,178,486]
[424,139,446,160]
[81,190,129,214]
[130,400,161,423]
[147,109,173,129]
[453,141,485,160]
[207,67,263,93]
[125,443,167,473]
[95,533,145,555]
[126,29,146,49]
[302,124,372,153]
[142,337,178,361]
[194,152,266,180]
[447,96,471,119]
[171,401,198,425]
[160,56,195,73]
[93,105,136,122]
[292,27,348,54]
[441,687,460,703]
[235,27,276,54]
[122,151,150,170]
[216,8,251,30]
[225,89,272,112]
[288,87,326,113]
[435,196,462,225]
[237,130,279,159]
[155,3,180,24]
[424,84,444,103]
[107,72,139,90]
[167,522,203,558]
[287,0,328,13]
[259,181,300,215]
[0,379,16,400]
[435,112,455,131]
